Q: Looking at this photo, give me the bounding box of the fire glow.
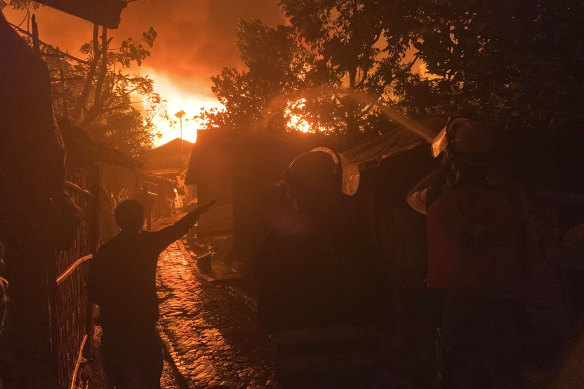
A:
[286,99,312,133]
[146,69,224,146]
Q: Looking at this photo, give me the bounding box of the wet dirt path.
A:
[156,233,275,388]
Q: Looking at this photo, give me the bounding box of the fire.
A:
[145,69,223,146]
[287,114,311,133]
[286,98,312,133]
[146,76,316,143]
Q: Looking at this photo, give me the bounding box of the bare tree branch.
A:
[73,24,101,122]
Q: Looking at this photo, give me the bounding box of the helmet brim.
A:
[311,147,360,196]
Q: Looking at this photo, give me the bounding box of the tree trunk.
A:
[73,25,100,123]
[82,27,109,127]
[346,66,359,145]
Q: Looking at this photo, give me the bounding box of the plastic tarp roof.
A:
[345,117,447,170]
[143,169,182,180]
[35,0,127,28]
[58,118,142,168]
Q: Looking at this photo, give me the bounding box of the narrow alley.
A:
[155,215,276,388]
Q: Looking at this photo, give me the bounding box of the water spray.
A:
[259,86,437,143]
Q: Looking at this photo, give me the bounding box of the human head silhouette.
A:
[114,200,144,232]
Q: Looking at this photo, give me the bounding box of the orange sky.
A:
[3,0,286,145]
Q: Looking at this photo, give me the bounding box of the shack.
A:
[344,116,445,384]
[1,3,132,387]
[345,117,445,290]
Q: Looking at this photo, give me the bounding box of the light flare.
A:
[264,87,435,142]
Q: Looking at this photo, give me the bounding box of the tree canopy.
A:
[412,0,584,134]
[199,20,327,134]
[204,0,584,152]
[3,1,160,157]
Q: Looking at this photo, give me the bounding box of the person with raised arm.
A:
[88,199,214,389]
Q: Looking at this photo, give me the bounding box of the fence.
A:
[52,165,99,389]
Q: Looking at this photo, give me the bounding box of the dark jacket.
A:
[88,212,199,328]
[256,208,380,331]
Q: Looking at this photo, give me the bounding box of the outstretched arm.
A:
[152,200,215,252]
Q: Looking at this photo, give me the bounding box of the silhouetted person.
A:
[523,192,584,385]
[256,148,381,389]
[411,118,527,388]
[88,199,212,389]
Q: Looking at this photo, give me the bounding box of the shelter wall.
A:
[361,146,437,292]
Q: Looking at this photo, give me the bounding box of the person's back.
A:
[420,118,527,389]
[91,231,161,328]
[426,183,524,297]
[256,148,380,389]
[258,207,379,331]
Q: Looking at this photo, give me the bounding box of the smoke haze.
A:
[3,0,286,98]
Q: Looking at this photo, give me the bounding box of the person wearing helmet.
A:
[256,147,381,388]
[407,118,499,215]
[409,118,527,388]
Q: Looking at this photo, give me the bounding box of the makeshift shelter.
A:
[0,13,70,388]
[138,170,183,218]
[0,6,129,386]
[185,131,233,205]
[344,117,446,384]
[345,117,445,290]
[144,137,194,171]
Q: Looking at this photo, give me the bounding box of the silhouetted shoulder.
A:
[96,234,123,251]
[139,230,161,247]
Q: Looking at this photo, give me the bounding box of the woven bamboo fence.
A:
[52,165,98,389]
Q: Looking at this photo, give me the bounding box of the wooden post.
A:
[31,14,40,53]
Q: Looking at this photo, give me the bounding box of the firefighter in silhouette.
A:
[88,199,213,389]
[522,191,584,385]
[256,147,381,389]
[409,118,527,388]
